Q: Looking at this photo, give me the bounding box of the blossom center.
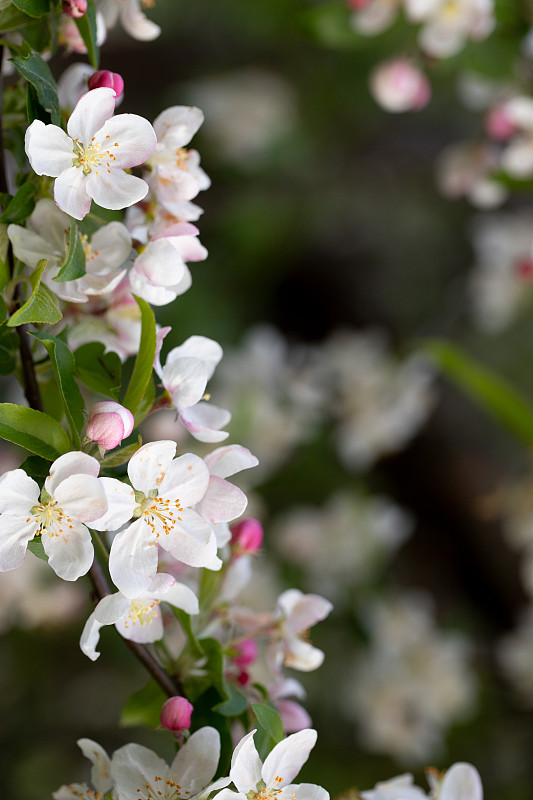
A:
[135,776,183,800]
[136,493,184,538]
[80,232,99,261]
[247,777,285,800]
[124,598,161,629]
[30,500,74,538]
[72,135,119,176]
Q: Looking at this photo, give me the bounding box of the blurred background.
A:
[3,0,533,797]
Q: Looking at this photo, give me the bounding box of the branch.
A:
[88,558,182,698]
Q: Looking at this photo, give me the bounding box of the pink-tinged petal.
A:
[54,474,107,523]
[276,701,312,734]
[162,509,221,569]
[111,744,169,798]
[440,763,483,800]
[115,600,164,643]
[94,113,156,168]
[89,401,134,436]
[86,168,149,210]
[94,591,132,625]
[121,0,161,41]
[162,357,208,409]
[128,271,184,306]
[0,469,39,514]
[165,335,222,377]
[180,403,231,443]
[150,577,199,615]
[281,785,328,800]
[89,221,131,272]
[67,87,116,145]
[158,452,209,506]
[0,514,39,570]
[54,166,91,220]
[282,637,325,672]
[80,610,105,660]
[262,729,317,788]
[46,451,100,497]
[205,445,258,479]
[77,739,113,794]
[278,590,333,633]
[230,731,262,794]
[25,120,75,177]
[8,225,58,269]
[153,106,204,148]
[133,238,186,287]
[171,233,208,262]
[200,476,247,524]
[109,518,158,597]
[42,521,93,580]
[168,727,220,795]
[90,477,135,532]
[128,440,177,494]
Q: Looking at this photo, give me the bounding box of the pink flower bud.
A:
[86,401,135,451]
[88,70,125,100]
[233,638,258,667]
[485,105,516,141]
[63,0,87,17]
[369,59,431,113]
[231,518,263,554]
[160,696,194,731]
[515,257,533,282]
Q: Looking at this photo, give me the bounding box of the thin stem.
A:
[88,558,181,698]
[16,321,43,411]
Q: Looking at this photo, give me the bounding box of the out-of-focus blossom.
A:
[500,96,533,177]
[349,0,403,35]
[405,0,495,58]
[370,59,431,113]
[189,69,297,165]
[345,592,477,763]
[57,62,96,112]
[270,589,333,672]
[436,141,507,207]
[360,772,427,800]
[86,401,135,451]
[469,211,533,332]
[360,762,483,800]
[63,0,87,18]
[98,0,161,41]
[25,87,156,219]
[53,738,113,800]
[59,10,106,54]
[498,604,533,704]
[273,490,411,599]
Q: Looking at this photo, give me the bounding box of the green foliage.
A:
[214,682,248,717]
[120,679,167,728]
[74,342,122,399]
[8,259,62,326]
[0,402,70,459]
[122,296,157,415]
[27,536,48,561]
[32,331,85,448]
[133,377,155,426]
[425,341,533,446]
[19,453,51,484]
[0,4,39,31]
[0,324,19,374]
[100,438,142,468]
[74,0,99,69]
[11,0,52,18]
[252,703,284,758]
[302,2,357,49]
[11,51,60,125]
[0,181,36,224]
[54,219,86,283]
[0,224,10,291]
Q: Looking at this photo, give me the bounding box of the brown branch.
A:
[88,558,181,698]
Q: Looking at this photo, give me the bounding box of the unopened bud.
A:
[233,638,258,667]
[63,0,87,17]
[370,58,430,113]
[160,696,194,731]
[88,70,125,100]
[485,105,516,141]
[86,401,134,451]
[231,518,263,554]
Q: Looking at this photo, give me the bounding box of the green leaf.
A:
[54,219,86,282]
[11,51,60,126]
[74,342,122,399]
[100,438,142,468]
[0,403,70,459]
[8,259,62,326]
[74,0,99,69]
[0,181,36,224]
[0,324,19,374]
[27,537,48,561]
[173,609,204,660]
[11,0,51,18]
[0,5,37,30]
[214,683,248,717]
[122,296,156,415]
[200,637,225,697]
[424,340,533,445]
[120,679,167,729]
[0,223,10,291]
[31,331,85,448]
[252,703,284,744]
[19,454,50,485]
[133,377,155,426]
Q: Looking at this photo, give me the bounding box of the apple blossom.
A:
[57,63,97,112]
[63,0,87,17]
[200,444,259,525]
[86,401,135,451]
[360,773,428,800]
[436,141,507,207]
[160,696,194,731]
[500,96,533,177]
[80,572,199,660]
[270,589,333,672]
[213,729,328,800]
[25,87,156,220]
[88,69,124,99]
[429,763,483,800]
[369,59,431,113]
[58,10,107,54]
[405,0,495,58]
[349,0,402,35]
[53,738,113,800]
[99,0,161,41]
[0,452,107,581]
[111,727,229,800]
[91,440,222,597]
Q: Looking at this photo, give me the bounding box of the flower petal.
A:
[121,0,161,41]
[162,357,209,409]
[67,87,116,145]
[158,452,210,506]
[54,166,91,220]
[0,514,38,571]
[109,518,158,597]
[262,729,317,788]
[25,120,75,177]
[115,601,164,643]
[111,743,169,798]
[0,469,39,514]
[42,521,94,580]
[54,474,108,523]
[7,224,58,269]
[204,445,258,479]
[179,403,231,443]
[230,730,263,794]
[77,739,113,794]
[153,105,204,148]
[150,576,199,615]
[85,168,149,210]
[200,476,247,524]
[440,763,483,800]
[128,440,177,494]
[162,509,221,569]
[168,727,220,795]
[94,113,157,168]
[91,477,135,532]
[79,610,105,661]
[46,451,100,497]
